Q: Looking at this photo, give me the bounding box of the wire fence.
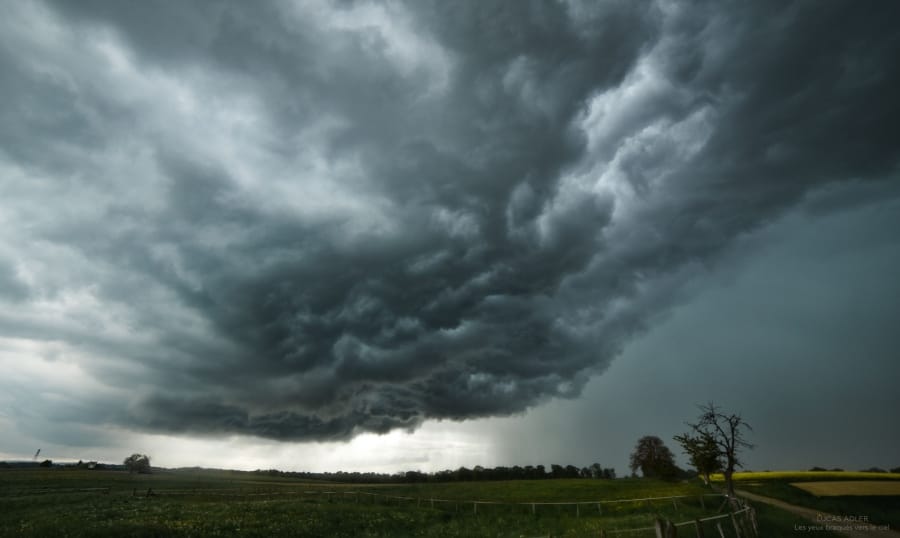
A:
[521,504,758,537]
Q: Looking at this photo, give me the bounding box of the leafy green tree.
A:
[123,453,151,474]
[629,436,678,480]
[674,430,722,485]
[550,464,564,478]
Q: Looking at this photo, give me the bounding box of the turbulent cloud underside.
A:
[1,0,898,441]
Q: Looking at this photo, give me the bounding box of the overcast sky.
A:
[1,0,899,475]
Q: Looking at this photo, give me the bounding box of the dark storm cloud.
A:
[1,0,898,442]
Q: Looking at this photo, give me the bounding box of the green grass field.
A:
[0,468,818,537]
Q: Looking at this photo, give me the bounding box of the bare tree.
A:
[680,402,753,498]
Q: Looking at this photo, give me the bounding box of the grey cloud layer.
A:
[2,0,898,441]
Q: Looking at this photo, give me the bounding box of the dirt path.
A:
[736,489,900,538]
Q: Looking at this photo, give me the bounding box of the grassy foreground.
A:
[1,468,796,537]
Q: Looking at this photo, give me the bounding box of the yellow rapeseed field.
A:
[790,481,900,496]
[710,471,900,482]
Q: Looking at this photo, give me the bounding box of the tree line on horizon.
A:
[253,463,617,484]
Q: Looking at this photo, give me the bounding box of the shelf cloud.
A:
[1,0,898,443]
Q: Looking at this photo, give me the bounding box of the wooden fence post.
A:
[730,512,742,538]
[694,518,705,538]
[740,509,755,538]
[667,519,678,537]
